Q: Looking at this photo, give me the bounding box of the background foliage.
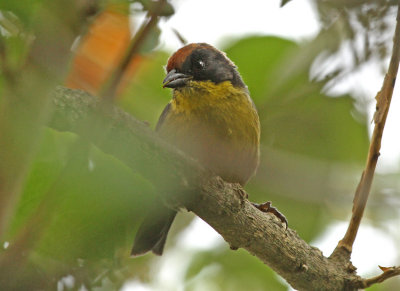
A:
[0,0,399,290]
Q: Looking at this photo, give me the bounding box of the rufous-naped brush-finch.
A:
[131,43,261,256]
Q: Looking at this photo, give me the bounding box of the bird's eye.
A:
[194,59,205,70]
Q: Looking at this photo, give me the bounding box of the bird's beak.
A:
[162,69,192,88]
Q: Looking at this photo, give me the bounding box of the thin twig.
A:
[361,266,400,288]
[172,28,187,45]
[332,2,400,257]
[100,0,166,100]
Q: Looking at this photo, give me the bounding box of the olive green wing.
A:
[155,102,172,132]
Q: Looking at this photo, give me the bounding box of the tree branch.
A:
[362,266,400,288]
[332,1,400,260]
[47,86,400,291]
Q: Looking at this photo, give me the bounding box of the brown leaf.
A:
[378,265,394,272]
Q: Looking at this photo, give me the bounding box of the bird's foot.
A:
[251,201,288,230]
[231,183,248,207]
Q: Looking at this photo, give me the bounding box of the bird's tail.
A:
[131,206,177,256]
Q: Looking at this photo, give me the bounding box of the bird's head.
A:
[162,43,246,90]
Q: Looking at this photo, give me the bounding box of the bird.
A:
[131,43,261,256]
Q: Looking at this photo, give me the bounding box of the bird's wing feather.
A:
[155,102,172,132]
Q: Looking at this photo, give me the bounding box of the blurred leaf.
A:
[224,36,369,162]
[0,34,30,71]
[186,248,287,291]
[224,36,369,241]
[0,0,45,26]
[0,0,80,254]
[137,0,175,16]
[7,129,77,236]
[314,0,396,68]
[65,3,133,96]
[225,36,298,103]
[280,0,292,7]
[10,128,156,263]
[65,2,161,97]
[118,50,171,126]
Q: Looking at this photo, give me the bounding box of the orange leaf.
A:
[65,3,142,97]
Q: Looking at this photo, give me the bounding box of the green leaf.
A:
[186,248,287,291]
[281,0,292,7]
[118,51,171,127]
[224,36,369,241]
[11,128,156,263]
[224,36,369,162]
